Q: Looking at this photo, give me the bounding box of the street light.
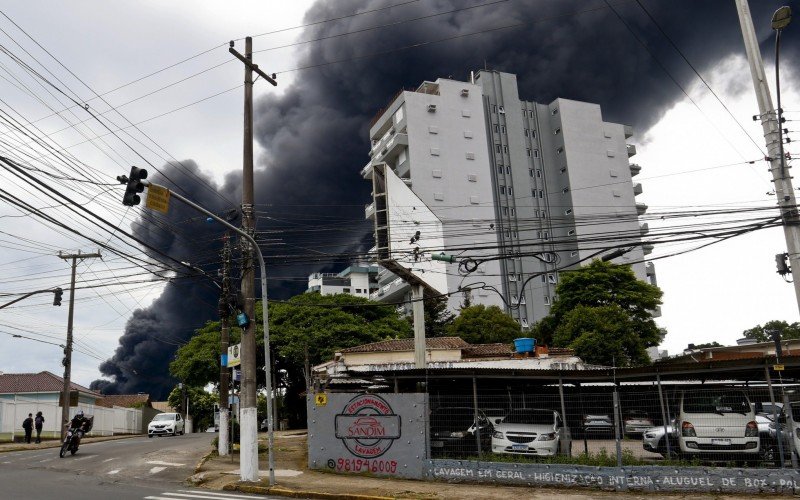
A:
[772,6,792,176]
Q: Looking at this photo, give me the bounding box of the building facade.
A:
[361,70,654,327]
[307,263,380,298]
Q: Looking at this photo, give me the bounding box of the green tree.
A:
[691,341,723,349]
[421,295,455,337]
[167,385,217,431]
[170,321,240,387]
[743,320,800,342]
[534,260,663,367]
[445,304,521,344]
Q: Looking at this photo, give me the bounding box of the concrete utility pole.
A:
[58,250,101,439]
[219,235,231,456]
[735,0,800,313]
[229,36,277,484]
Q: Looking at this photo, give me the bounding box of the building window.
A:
[509,273,517,282]
[521,318,529,328]
[355,289,362,293]
[510,208,515,216]
[493,105,498,113]
[536,169,542,178]
[551,108,558,115]
[531,129,536,138]
[500,186,506,194]
[501,125,506,134]
[544,295,551,305]
[538,190,544,198]
[526,148,532,157]
[506,165,511,174]
[533,149,540,158]
[529,110,534,118]
[556,147,564,154]
[554,127,561,135]
[540,211,546,219]
[494,124,500,133]
[524,129,529,137]
[496,144,501,153]
[543,231,549,240]
[503,145,509,153]
[517,273,522,281]
[512,230,518,238]
[503,206,509,215]
[529,169,533,177]
[562,187,569,194]
[343,288,351,293]
[497,165,503,174]
[568,229,575,236]
[565,208,572,215]
[507,187,513,195]
[560,166,567,173]
[541,274,546,283]
[571,251,578,257]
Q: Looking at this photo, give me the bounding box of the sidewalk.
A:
[0,434,142,453]
[193,431,753,500]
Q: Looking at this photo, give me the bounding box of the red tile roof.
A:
[341,337,469,353]
[462,343,513,358]
[0,371,99,396]
[95,394,151,408]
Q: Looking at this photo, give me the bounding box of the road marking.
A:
[38,458,53,463]
[102,457,117,462]
[107,469,120,475]
[149,466,167,474]
[175,491,262,499]
[73,454,96,461]
[146,460,186,467]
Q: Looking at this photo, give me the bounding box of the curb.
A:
[194,449,216,474]
[224,483,395,500]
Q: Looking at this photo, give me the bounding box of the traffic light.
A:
[117,166,148,206]
[53,287,63,306]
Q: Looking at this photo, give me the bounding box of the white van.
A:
[678,390,759,459]
[148,412,185,437]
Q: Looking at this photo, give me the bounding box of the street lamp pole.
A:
[142,180,276,485]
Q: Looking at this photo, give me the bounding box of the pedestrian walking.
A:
[21,413,33,444]
[34,411,44,443]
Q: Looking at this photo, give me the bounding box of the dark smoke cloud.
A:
[95,0,799,396]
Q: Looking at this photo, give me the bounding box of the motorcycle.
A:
[59,427,81,458]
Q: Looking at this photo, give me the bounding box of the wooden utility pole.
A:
[58,250,101,439]
[218,234,231,456]
[228,36,277,483]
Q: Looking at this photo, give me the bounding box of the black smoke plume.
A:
[93,0,798,397]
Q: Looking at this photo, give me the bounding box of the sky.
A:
[0,0,798,395]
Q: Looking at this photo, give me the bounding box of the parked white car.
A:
[148,412,185,437]
[678,390,759,459]
[491,408,561,456]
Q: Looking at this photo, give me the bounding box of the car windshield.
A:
[504,410,554,425]
[683,392,750,414]
[152,414,174,421]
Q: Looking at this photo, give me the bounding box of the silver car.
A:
[642,420,679,458]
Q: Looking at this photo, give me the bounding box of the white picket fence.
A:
[0,397,143,441]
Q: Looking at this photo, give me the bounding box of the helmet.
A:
[76,410,84,417]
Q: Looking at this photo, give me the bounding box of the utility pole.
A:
[229,36,277,484]
[218,234,231,456]
[736,0,800,313]
[58,250,101,439]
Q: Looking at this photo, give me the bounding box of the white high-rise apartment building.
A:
[362,70,655,327]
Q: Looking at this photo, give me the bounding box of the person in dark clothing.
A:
[34,411,44,443]
[22,413,33,443]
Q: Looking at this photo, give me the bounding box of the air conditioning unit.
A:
[427,104,437,112]
[498,106,505,114]
[460,88,469,97]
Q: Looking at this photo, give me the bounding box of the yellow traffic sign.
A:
[774,364,785,371]
[146,184,170,214]
[314,393,327,407]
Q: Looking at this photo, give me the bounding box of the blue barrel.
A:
[514,337,536,353]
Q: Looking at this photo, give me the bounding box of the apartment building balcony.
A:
[646,261,657,286]
[626,144,637,157]
[629,163,641,177]
[361,161,373,180]
[365,202,376,220]
[378,133,408,164]
[370,276,409,303]
[624,125,633,139]
[642,242,654,255]
[633,182,643,196]
[640,222,649,236]
[636,202,648,216]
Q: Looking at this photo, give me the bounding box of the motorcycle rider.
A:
[67,410,92,448]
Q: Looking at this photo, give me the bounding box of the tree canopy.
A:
[167,385,217,431]
[743,320,800,342]
[534,260,663,367]
[445,304,521,344]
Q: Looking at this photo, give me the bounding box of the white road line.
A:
[102,457,117,462]
[176,490,261,499]
[72,454,96,461]
[38,458,53,463]
[145,460,186,467]
[1,461,10,464]
[107,469,120,475]
[159,493,261,499]
[149,466,167,474]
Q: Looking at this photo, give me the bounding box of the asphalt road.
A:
[0,433,272,500]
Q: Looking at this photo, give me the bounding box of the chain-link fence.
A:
[420,377,799,469]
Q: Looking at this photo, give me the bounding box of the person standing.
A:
[34,411,44,444]
[21,413,33,444]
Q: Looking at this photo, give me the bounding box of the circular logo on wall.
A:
[334,394,401,458]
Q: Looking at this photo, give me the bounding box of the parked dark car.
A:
[583,414,613,437]
[430,407,492,456]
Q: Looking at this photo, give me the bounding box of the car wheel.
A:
[148,435,153,438]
